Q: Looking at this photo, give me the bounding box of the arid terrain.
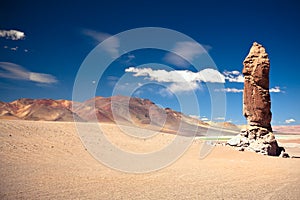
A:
[1,0,299,199]
[0,120,299,199]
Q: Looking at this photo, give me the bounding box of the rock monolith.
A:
[227,42,286,157]
[243,42,272,131]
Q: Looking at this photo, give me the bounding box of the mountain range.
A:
[0,96,239,135]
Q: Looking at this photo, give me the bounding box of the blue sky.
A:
[0,0,299,125]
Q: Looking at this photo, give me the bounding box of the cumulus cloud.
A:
[223,70,244,83]
[125,67,225,83]
[164,41,211,67]
[125,67,225,93]
[169,81,199,93]
[0,62,57,84]
[0,29,25,40]
[82,29,120,58]
[285,118,296,124]
[215,88,243,93]
[269,86,281,93]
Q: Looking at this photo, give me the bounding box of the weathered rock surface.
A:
[243,42,272,130]
[227,42,286,157]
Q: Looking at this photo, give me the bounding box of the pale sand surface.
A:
[0,120,300,199]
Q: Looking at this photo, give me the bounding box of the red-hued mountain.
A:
[0,96,239,136]
[0,98,83,121]
[73,96,209,131]
[74,96,160,124]
[0,96,199,125]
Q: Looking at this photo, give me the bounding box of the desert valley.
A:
[1,42,300,199]
[1,39,300,199]
[1,1,300,199]
[0,95,300,199]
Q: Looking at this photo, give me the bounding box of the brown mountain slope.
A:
[208,121,240,131]
[0,98,83,121]
[0,96,238,136]
[0,101,18,119]
[74,96,211,134]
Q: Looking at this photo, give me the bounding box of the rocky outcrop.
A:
[243,42,272,130]
[228,126,284,156]
[227,42,286,157]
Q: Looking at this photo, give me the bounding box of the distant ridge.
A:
[0,96,240,135]
[0,98,82,121]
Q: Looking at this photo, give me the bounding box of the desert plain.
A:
[0,119,299,199]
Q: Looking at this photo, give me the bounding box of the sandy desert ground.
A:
[0,120,300,199]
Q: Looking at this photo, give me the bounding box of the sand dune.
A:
[0,120,299,199]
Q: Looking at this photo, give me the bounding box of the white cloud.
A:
[215,88,243,93]
[201,117,209,121]
[269,86,281,93]
[82,29,120,58]
[10,46,18,51]
[29,72,57,83]
[215,85,282,94]
[164,41,211,67]
[125,67,225,93]
[125,67,225,83]
[285,118,295,124]
[222,71,284,94]
[0,29,25,40]
[169,81,200,93]
[214,117,225,121]
[223,70,244,83]
[0,62,57,84]
[82,29,112,42]
[189,115,200,119]
[4,45,30,52]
